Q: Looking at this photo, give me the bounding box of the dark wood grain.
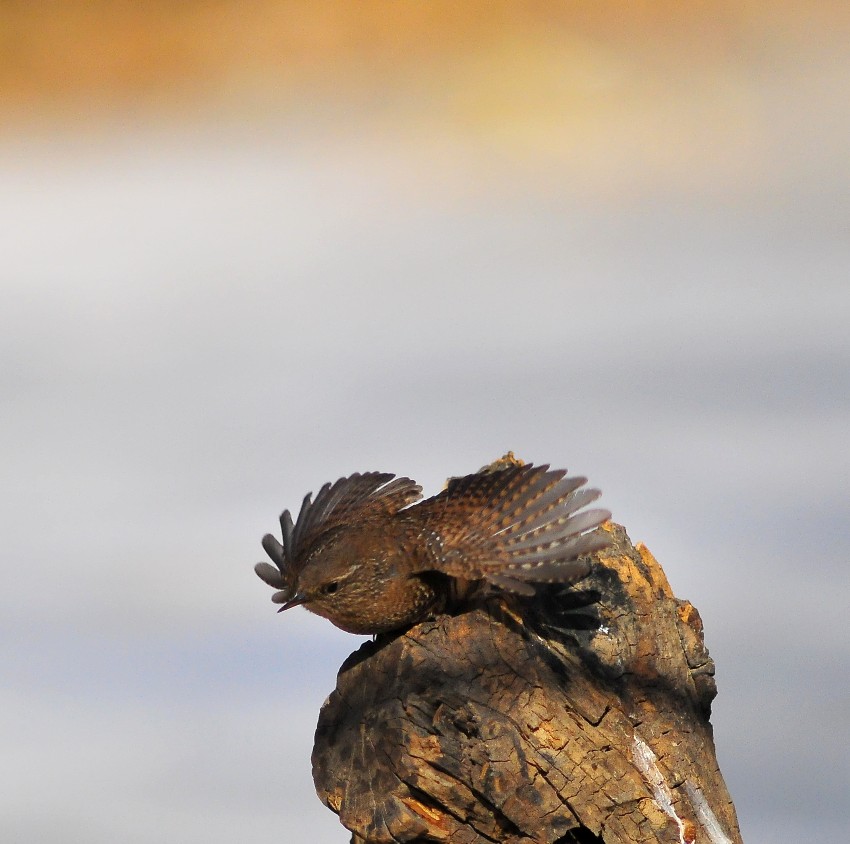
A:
[312,522,741,844]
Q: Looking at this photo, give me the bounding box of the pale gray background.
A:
[2,104,848,842]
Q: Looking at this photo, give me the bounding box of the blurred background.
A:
[2,2,848,841]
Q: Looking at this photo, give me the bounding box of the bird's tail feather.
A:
[421,464,610,593]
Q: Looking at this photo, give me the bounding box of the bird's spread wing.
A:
[255,472,423,600]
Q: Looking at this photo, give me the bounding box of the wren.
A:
[254,462,611,635]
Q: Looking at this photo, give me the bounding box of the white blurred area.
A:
[2,16,849,842]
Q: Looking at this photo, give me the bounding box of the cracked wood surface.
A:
[312,523,743,844]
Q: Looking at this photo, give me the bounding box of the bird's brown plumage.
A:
[255,463,611,634]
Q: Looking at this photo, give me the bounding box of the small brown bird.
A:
[255,463,611,635]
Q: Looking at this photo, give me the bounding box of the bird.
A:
[255,462,611,635]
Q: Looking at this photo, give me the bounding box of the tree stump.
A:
[312,521,743,844]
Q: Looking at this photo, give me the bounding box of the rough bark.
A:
[312,522,743,844]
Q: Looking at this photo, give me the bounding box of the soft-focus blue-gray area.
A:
[1,116,848,843]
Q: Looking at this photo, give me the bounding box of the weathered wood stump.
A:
[312,521,742,844]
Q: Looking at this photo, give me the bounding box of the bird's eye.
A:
[321,581,339,596]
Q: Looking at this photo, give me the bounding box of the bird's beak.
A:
[272,590,308,613]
